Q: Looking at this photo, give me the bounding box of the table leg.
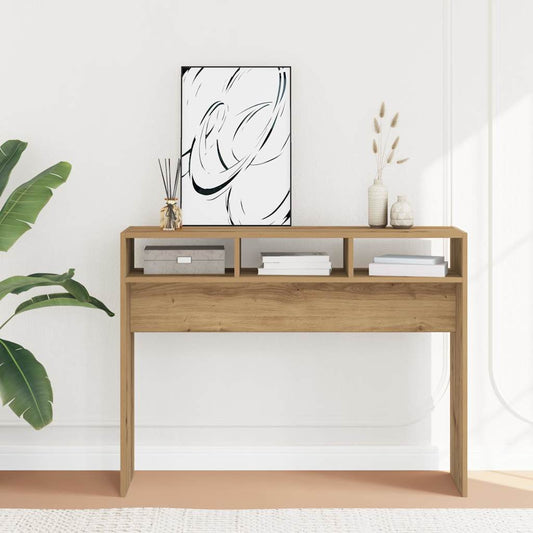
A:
[120,285,134,496]
[450,283,467,496]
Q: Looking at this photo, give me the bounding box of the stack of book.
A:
[258,252,332,276]
[369,254,448,277]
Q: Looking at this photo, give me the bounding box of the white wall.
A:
[0,0,531,470]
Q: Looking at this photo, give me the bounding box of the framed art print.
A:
[180,66,291,226]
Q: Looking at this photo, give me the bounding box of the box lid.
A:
[144,245,225,262]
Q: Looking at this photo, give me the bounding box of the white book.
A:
[369,261,448,277]
[261,261,332,270]
[373,254,445,265]
[261,252,330,263]
[258,267,332,276]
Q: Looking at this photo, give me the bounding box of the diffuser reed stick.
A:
[158,157,182,199]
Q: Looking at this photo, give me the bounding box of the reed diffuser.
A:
[158,157,182,230]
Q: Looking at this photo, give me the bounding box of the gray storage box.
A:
[144,245,225,275]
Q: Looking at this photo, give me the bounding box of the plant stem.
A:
[382,122,392,169]
[378,118,383,176]
[0,314,15,330]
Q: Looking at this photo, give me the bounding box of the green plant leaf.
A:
[0,338,53,429]
[0,161,71,252]
[0,140,27,197]
[58,278,90,302]
[0,270,77,301]
[14,293,115,317]
[1,270,90,303]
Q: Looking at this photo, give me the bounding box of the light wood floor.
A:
[1,471,532,509]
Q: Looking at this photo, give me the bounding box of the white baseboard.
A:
[469,447,533,470]
[0,445,439,471]
[3,444,532,470]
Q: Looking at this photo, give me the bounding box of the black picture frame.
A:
[180,66,292,226]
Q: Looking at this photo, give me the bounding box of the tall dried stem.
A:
[371,104,408,178]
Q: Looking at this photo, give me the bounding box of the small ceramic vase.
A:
[368,178,388,228]
[390,195,414,229]
[160,198,182,231]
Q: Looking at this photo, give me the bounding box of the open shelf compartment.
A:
[122,227,466,283]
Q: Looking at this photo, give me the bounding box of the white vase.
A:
[368,178,388,228]
[390,195,414,228]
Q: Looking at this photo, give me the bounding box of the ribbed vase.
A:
[368,178,388,228]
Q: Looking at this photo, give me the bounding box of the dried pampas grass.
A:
[370,103,409,178]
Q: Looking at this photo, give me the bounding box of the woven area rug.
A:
[1,508,532,532]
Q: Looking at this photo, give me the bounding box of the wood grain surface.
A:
[129,282,456,333]
[119,227,468,497]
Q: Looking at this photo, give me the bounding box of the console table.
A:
[120,226,467,496]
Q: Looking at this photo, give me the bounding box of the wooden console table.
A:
[120,226,467,496]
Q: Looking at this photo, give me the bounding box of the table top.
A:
[122,226,466,239]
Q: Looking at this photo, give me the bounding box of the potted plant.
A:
[0,140,113,430]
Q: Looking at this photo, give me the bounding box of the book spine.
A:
[262,257,330,264]
[373,256,444,265]
[258,269,332,276]
[261,262,333,270]
[368,262,448,277]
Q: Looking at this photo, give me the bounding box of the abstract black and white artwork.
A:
[180,67,291,225]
